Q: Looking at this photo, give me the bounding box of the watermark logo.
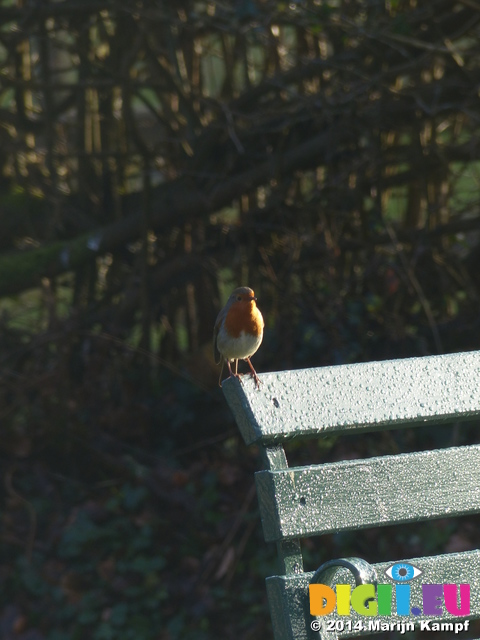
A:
[309,561,470,633]
[385,562,422,582]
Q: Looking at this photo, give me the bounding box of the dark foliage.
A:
[1,0,480,638]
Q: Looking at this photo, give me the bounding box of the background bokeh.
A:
[1,1,480,638]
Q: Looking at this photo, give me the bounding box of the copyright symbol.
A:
[310,619,321,632]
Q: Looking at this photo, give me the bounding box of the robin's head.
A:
[228,286,257,307]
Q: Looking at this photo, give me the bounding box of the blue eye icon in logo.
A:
[385,562,422,582]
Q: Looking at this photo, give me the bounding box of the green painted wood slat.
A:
[222,350,480,445]
[255,444,480,542]
[221,351,480,639]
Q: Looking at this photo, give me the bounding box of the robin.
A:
[213,286,264,388]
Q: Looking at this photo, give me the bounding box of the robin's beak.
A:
[251,296,257,302]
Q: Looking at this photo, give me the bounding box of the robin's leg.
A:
[245,357,261,388]
[225,359,242,382]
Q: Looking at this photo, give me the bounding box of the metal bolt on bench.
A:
[222,351,480,639]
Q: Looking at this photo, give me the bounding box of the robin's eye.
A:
[236,296,242,301]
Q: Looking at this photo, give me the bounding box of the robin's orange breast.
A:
[224,304,263,339]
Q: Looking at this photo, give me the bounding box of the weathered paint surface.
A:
[221,352,480,639]
[223,351,480,445]
[256,444,480,541]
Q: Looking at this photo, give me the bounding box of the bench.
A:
[222,351,480,639]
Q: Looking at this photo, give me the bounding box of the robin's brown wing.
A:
[213,307,225,364]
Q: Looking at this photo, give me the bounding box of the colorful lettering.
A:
[422,584,443,615]
[395,584,411,616]
[444,584,470,617]
[309,584,336,616]
[351,584,377,616]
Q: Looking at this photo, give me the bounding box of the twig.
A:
[220,103,245,154]
[384,223,443,354]
[84,330,213,394]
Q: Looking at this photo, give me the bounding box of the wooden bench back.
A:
[223,351,480,639]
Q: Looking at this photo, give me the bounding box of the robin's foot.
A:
[250,371,261,389]
[245,357,262,389]
[226,371,259,388]
[221,360,261,389]
[223,360,243,385]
